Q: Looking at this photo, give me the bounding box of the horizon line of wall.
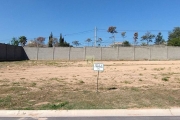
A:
[24,46,180,61]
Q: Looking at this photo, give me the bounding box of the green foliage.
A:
[85,38,92,46]
[59,33,64,46]
[122,40,131,46]
[168,27,180,46]
[19,36,27,47]
[59,33,72,47]
[72,41,80,47]
[133,32,138,42]
[11,37,19,46]
[141,42,147,46]
[168,37,180,46]
[141,32,155,45]
[162,77,169,81]
[40,101,69,110]
[108,26,118,45]
[168,27,180,40]
[107,26,117,34]
[48,32,53,47]
[155,32,165,45]
[121,32,126,39]
[0,95,12,108]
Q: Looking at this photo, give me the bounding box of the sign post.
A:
[93,63,104,92]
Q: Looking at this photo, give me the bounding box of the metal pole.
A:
[53,46,55,60]
[95,26,97,47]
[134,41,135,60]
[97,71,99,92]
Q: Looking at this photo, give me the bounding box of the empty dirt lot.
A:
[0,60,180,110]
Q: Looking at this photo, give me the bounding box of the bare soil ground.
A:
[0,60,180,110]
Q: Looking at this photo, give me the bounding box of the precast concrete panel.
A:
[38,48,53,60]
[85,47,101,60]
[135,47,150,60]
[54,47,70,60]
[118,47,134,60]
[151,47,167,60]
[70,47,84,60]
[101,47,118,60]
[24,47,38,60]
[168,47,180,60]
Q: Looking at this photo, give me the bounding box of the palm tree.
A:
[85,38,92,46]
[121,32,126,40]
[96,38,102,47]
[107,26,118,45]
[19,36,27,47]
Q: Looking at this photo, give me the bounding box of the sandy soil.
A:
[1,60,180,90]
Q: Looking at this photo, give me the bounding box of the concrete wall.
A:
[102,47,118,60]
[151,46,167,60]
[38,48,53,60]
[3,46,179,61]
[0,44,28,61]
[54,47,70,60]
[135,47,150,60]
[119,47,134,60]
[24,47,37,60]
[168,47,180,60]
[70,47,84,60]
[85,47,101,60]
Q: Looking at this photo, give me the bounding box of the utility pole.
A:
[94,26,97,47]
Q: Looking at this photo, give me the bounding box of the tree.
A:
[168,38,180,46]
[52,38,58,47]
[154,32,165,45]
[85,38,92,46]
[36,37,45,47]
[96,38,102,47]
[59,33,64,46]
[107,26,118,45]
[122,40,131,46]
[121,32,126,40]
[27,40,36,47]
[19,36,27,47]
[167,27,180,46]
[168,27,180,40]
[11,37,19,46]
[58,33,71,47]
[72,41,80,47]
[48,32,53,47]
[133,32,138,45]
[141,42,147,46]
[141,32,155,45]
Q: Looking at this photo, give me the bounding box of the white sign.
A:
[93,63,104,71]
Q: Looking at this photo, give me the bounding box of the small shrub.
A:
[162,77,169,81]
[124,80,131,84]
[79,80,85,84]
[139,73,143,76]
[107,87,117,90]
[131,87,139,91]
[31,82,36,87]
[40,101,69,110]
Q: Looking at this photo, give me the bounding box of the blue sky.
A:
[0,0,180,46]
